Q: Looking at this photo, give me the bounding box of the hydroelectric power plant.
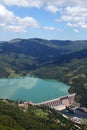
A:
[36,93,76,111]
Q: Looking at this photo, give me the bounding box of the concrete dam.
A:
[37,93,76,111]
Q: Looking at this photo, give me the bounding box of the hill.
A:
[0,99,85,130]
[0,38,87,107]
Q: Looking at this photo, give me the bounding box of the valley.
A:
[0,38,87,107]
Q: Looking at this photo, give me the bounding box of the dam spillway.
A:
[36,93,76,111]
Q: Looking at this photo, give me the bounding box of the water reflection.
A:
[0,77,39,98]
[0,77,70,102]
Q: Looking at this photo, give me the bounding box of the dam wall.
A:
[37,93,76,111]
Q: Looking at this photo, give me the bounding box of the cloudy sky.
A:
[0,0,87,41]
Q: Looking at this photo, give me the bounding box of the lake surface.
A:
[0,77,70,103]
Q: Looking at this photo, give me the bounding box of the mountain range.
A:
[0,38,87,107]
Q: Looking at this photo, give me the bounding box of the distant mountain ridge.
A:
[0,38,87,55]
[0,38,87,75]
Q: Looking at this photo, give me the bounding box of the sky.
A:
[0,0,87,41]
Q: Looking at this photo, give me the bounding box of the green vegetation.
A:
[32,57,87,107]
[0,38,87,107]
[32,108,48,119]
[0,99,86,130]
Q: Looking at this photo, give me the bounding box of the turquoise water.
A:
[0,77,70,103]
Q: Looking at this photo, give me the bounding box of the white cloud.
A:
[60,6,87,29]
[0,0,44,8]
[47,0,87,8]
[16,17,39,28]
[44,26,57,31]
[67,22,87,29]
[0,4,39,33]
[0,4,15,23]
[45,5,59,13]
[73,29,79,33]
[78,22,87,29]
[0,23,5,26]
[46,0,71,7]
[43,26,63,32]
[66,6,87,16]
[67,23,78,27]
[71,0,87,7]
[1,0,87,8]
[0,0,87,30]
[62,6,87,22]
[3,25,27,33]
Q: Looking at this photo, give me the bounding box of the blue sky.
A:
[0,0,87,41]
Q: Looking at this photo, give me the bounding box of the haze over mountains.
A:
[0,38,87,106]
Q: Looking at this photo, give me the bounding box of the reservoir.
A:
[0,77,70,103]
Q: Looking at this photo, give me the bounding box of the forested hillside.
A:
[0,38,87,106]
[0,99,85,130]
